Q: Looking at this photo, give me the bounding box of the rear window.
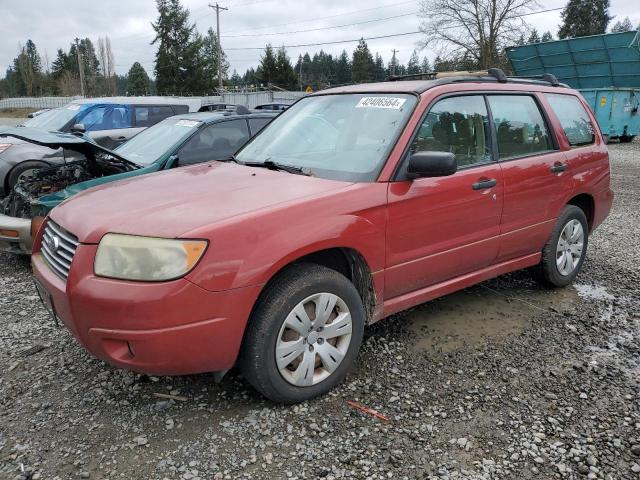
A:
[487,95,553,159]
[135,106,176,127]
[545,94,595,147]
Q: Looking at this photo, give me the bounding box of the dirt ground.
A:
[0,141,638,480]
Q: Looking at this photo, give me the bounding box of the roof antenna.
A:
[236,105,250,115]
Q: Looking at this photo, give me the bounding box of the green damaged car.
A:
[0,110,277,254]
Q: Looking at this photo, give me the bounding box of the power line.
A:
[222,6,566,50]
[221,12,418,38]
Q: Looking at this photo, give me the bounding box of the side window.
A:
[179,119,250,165]
[248,117,272,136]
[135,106,176,127]
[78,105,131,131]
[412,95,491,168]
[172,105,189,115]
[487,95,553,159]
[545,94,595,147]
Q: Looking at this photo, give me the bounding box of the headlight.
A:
[0,144,12,154]
[94,234,208,281]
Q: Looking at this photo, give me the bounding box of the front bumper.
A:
[32,245,264,376]
[0,213,32,254]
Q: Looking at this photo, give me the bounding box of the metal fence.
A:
[0,96,82,109]
[0,90,307,111]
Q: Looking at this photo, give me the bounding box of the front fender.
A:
[185,185,388,292]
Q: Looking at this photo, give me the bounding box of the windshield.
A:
[21,103,88,131]
[235,93,417,181]
[115,117,202,166]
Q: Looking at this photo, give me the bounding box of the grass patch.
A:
[0,107,37,118]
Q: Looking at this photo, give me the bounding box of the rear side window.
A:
[488,95,553,159]
[135,106,176,127]
[545,94,595,147]
[248,117,272,136]
[179,119,250,165]
[412,95,491,168]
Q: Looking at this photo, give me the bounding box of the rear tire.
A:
[239,263,365,404]
[533,205,589,288]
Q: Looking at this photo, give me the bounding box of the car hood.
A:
[0,127,132,163]
[50,161,352,243]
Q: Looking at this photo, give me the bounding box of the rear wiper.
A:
[241,160,311,176]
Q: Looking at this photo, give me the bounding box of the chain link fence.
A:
[0,90,307,111]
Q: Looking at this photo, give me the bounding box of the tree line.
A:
[1,0,638,98]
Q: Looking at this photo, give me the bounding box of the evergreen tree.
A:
[335,50,351,85]
[373,53,386,81]
[407,50,421,74]
[558,0,612,38]
[127,62,151,95]
[527,29,541,43]
[420,56,431,72]
[351,39,373,83]
[202,27,229,91]
[610,17,633,32]
[515,34,526,45]
[152,0,198,94]
[13,40,43,95]
[274,47,298,89]
[541,31,554,42]
[258,44,277,85]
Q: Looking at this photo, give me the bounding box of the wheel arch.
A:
[567,193,595,230]
[251,246,378,326]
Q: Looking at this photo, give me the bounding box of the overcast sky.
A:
[1,0,639,80]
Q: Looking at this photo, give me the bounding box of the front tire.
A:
[534,205,588,288]
[7,161,49,191]
[239,263,365,404]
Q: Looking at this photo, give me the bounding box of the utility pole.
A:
[391,49,399,76]
[299,55,303,91]
[208,3,228,91]
[75,37,86,96]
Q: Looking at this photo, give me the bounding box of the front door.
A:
[385,95,503,300]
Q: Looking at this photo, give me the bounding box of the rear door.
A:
[487,94,573,262]
[385,94,503,299]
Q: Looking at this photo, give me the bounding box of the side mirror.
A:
[406,151,457,178]
[164,155,179,169]
[70,123,86,135]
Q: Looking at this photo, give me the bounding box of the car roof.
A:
[73,96,202,108]
[316,71,572,95]
[173,111,279,123]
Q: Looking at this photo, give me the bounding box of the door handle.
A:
[550,163,567,173]
[472,178,497,190]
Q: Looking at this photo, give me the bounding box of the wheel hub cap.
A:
[275,292,353,387]
[556,219,584,276]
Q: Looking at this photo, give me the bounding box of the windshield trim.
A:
[234,92,420,183]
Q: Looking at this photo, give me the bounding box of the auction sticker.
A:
[356,97,407,109]
[176,119,200,128]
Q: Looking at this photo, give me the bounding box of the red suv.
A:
[32,70,613,403]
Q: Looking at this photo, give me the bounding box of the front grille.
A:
[41,220,79,281]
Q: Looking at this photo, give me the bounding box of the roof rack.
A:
[386,67,563,87]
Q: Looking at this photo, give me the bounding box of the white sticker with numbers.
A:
[356,97,407,109]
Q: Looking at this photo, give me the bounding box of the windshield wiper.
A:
[241,160,311,176]
[217,154,239,163]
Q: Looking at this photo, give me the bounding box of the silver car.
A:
[0,97,202,196]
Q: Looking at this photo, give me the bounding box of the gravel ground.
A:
[1,141,639,480]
